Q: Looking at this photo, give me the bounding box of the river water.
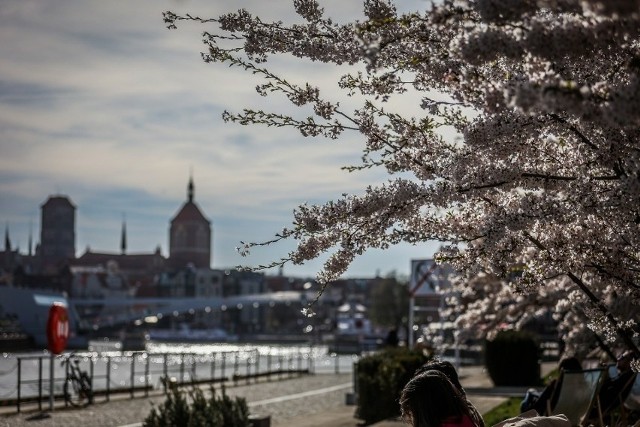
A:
[0,342,359,403]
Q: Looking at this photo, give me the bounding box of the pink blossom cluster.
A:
[165,0,640,353]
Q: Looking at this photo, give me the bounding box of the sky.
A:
[0,0,441,280]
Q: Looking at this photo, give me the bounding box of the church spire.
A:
[4,223,10,252]
[121,214,127,255]
[28,220,33,256]
[188,174,194,203]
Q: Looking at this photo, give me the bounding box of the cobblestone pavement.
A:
[0,363,556,427]
[0,373,353,427]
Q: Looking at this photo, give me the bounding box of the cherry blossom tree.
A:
[165,0,640,355]
[442,269,638,360]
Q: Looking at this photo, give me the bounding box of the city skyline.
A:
[0,0,438,279]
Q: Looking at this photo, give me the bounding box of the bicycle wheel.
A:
[64,377,87,407]
[79,373,93,404]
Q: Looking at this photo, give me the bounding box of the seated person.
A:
[493,411,570,427]
[622,374,640,426]
[416,358,485,427]
[596,351,636,417]
[400,370,480,427]
[521,356,582,415]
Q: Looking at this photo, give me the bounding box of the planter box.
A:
[345,392,357,406]
[249,414,271,427]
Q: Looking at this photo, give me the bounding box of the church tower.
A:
[168,177,212,269]
[39,195,76,272]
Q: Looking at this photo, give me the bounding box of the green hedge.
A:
[356,348,430,425]
[143,385,250,427]
[485,330,541,386]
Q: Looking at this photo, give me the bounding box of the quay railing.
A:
[0,347,359,414]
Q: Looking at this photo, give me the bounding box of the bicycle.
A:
[61,354,93,407]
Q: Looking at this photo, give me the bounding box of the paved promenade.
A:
[0,363,555,427]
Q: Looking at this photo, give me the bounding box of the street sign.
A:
[410,259,438,296]
[408,259,455,347]
[410,259,454,296]
[46,303,69,354]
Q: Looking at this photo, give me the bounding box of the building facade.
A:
[168,178,212,269]
[39,195,76,273]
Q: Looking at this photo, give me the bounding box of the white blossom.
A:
[165,0,640,355]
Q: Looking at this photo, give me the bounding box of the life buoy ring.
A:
[46,303,69,354]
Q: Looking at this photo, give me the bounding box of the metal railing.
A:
[0,347,358,413]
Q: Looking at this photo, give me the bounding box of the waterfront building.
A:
[0,180,389,345]
[155,266,223,298]
[38,195,76,273]
[72,246,166,297]
[168,177,212,269]
[71,177,214,297]
[154,266,225,330]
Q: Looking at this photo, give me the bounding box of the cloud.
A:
[0,0,434,278]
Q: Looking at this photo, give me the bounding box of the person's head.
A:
[558,356,582,372]
[616,351,633,373]
[400,370,469,427]
[415,358,463,392]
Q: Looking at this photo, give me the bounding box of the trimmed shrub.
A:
[485,330,541,386]
[356,347,430,425]
[143,385,250,427]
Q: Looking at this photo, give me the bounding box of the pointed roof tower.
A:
[168,176,212,269]
[121,215,127,255]
[4,223,11,252]
[170,176,209,224]
[188,175,194,203]
[28,220,33,257]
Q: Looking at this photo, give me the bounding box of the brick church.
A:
[1,178,213,296]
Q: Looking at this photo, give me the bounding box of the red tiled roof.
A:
[73,251,166,270]
[171,201,210,224]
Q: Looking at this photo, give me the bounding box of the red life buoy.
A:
[46,303,69,354]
